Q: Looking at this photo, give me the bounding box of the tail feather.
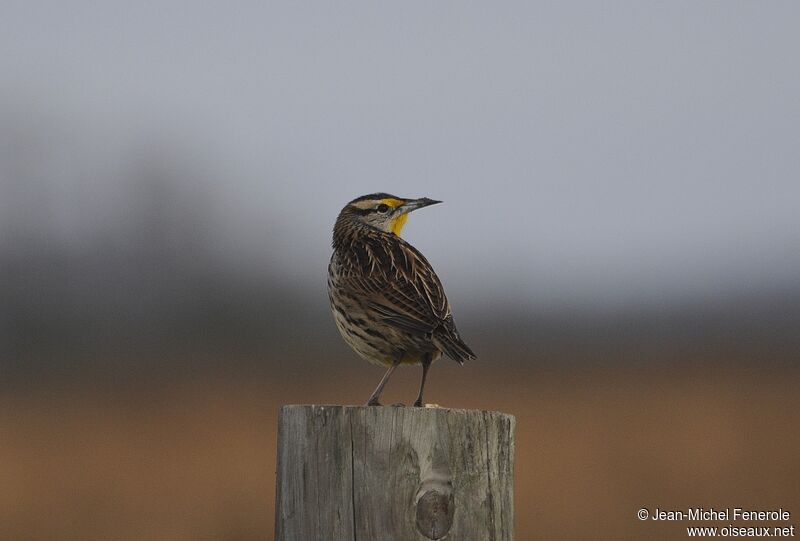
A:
[434,321,476,365]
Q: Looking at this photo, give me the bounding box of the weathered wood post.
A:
[275,405,515,540]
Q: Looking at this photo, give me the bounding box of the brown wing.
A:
[340,233,475,363]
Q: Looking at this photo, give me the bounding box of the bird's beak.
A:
[398,197,442,214]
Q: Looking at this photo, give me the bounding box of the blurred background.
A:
[2,2,799,540]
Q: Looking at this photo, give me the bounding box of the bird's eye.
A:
[376,204,390,213]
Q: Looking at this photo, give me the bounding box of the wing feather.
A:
[337,231,476,363]
[342,236,446,327]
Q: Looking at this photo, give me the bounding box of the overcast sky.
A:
[2,1,799,310]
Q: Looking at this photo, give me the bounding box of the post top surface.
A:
[279,404,515,423]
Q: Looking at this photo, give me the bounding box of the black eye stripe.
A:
[349,203,393,215]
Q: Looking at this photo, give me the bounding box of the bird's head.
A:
[339,193,441,236]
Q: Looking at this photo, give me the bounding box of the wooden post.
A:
[275,405,515,540]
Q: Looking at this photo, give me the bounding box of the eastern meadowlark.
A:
[328,193,476,406]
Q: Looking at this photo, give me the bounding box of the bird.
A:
[328,193,476,407]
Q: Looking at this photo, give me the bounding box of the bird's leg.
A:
[413,354,433,407]
[365,357,402,406]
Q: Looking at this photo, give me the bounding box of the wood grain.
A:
[275,405,515,540]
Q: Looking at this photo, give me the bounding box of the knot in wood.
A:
[415,489,454,540]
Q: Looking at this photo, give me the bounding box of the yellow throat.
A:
[380,198,408,236]
[390,213,409,236]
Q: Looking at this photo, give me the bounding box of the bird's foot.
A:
[365,399,381,406]
[413,399,424,407]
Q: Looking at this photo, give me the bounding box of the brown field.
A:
[2,362,799,540]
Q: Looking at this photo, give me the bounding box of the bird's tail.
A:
[434,319,476,365]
